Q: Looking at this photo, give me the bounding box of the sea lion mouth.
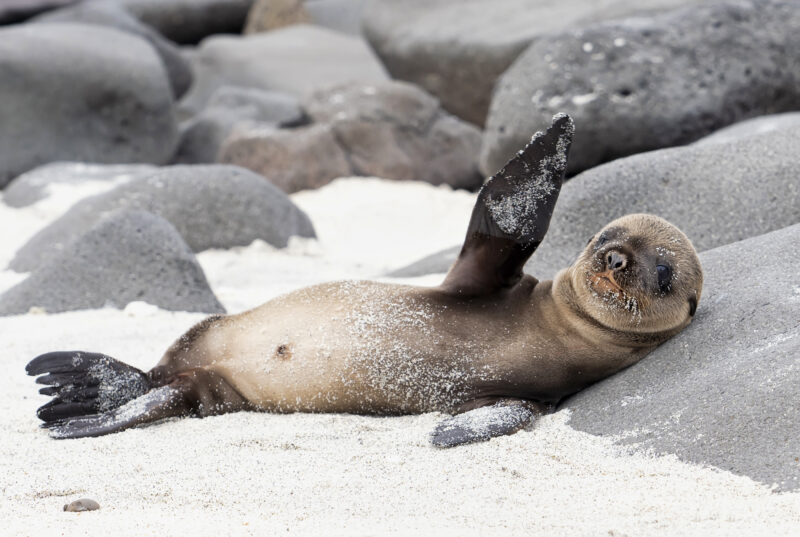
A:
[589,270,625,296]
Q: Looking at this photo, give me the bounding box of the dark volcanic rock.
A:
[178,24,387,116]
[363,0,706,126]
[174,86,305,164]
[2,163,155,208]
[388,125,800,278]
[0,210,224,315]
[0,23,178,189]
[482,0,800,175]
[564,223,800,491]
[9,165,315,272]
[97,0,255,44]
[34,2,193,98]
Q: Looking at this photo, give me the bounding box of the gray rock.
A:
[174,86,305,164]
[363,0,708,126]
[482,0,800,175]
[693,112,800,147]
[218,123,352,194]
[244,0,310,34]
[386,246,460,278]
[0,23,178,189]
[91,0,255,44]
[389,125,800,278]
[2,163,155,208]
[0,210,224,315]
[305,0,367,35]
[0,0,75,24]
[178,24,387,116]
[9,165,315,272]
[564,223,800,491]
[33,2,193,98]
[303,81,483,190]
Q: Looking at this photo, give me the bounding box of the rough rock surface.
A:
[2,163,155,208]
[94,0,255,44]
[34,2,193,98]
[0,0,75,24]
[9,165,315,272]
[0,210,224,315]
[362,0,707,126]
[174,86,305,164]
[0,23,178,189]
[219,124,351,193]
[388,126,800,278]
[179,24,387,116]
[482,0,800,175]
[565,223,800,492]
[693,112,800,146]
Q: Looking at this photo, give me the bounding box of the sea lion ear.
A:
[441,113,574,296]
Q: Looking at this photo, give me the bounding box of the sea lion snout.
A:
[605,250,627,271]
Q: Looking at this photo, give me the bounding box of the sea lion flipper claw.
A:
[429,399,545,448]
[441,114,574,296]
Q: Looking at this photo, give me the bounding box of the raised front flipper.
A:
[430,399,548,448]
[441,114,574,296]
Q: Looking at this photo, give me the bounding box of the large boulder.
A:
[178,24,387,116]
[220,81,483,192]
[482,0,800,175]
[174,86,305,164]
[693,112,800,146]
[388,125,800,278]
[0,210,225,315]
[9,165,316,272]
[362,0,707,126]
[564,223,800,491]
[33,2,193,98]
[0,23,178,189]
[2,163,155,208]
[91,0,255,44]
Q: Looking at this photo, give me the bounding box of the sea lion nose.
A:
[606,250,627,271]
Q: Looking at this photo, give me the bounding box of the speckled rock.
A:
[565,223,800,492]
[363,0,707,126]
[388,125,800,278]
[9,165,315,272]
[0,210,225,316]
[174,86,305,164]
[0,23,178,189]
[218,123,351,194]
[303,81,483,190]
[96,0,255,44]
[482,0,800,175]
[34,2,193,98]
[178,24,387,116]
[2,163,155,208]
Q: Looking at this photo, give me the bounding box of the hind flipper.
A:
[26,351,150,424]
[430,399,548,448]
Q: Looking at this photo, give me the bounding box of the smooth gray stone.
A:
[564,223,800,491]
[89,0,255,44]
[693,112,800,147]
[388,126,800,279]
[305,0,367,35]
[174,86,305,164]
[9,165,315,272]
[34,2,193,98]
[2,163,156,208]
[386,246,460,278]
[178,24,387,117]
[0,210,224,315]
[0,0,75,24]
[0,23,178,188]
[362,0,708,126]
[482,0,800,175]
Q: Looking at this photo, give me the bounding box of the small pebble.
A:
[63,498,100,512]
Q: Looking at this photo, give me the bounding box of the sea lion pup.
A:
[26,114,703,446]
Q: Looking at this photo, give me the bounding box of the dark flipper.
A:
[430,399,548,448]
[26,351,150,424]
[441,114,574,296]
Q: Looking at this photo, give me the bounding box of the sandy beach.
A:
[2,177,799,536]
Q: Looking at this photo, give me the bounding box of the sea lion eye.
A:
[596,234,608,246]
[656,264,672,292]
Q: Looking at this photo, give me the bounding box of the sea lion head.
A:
[566,214,703,335]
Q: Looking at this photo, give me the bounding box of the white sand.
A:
[1,178,799,536]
